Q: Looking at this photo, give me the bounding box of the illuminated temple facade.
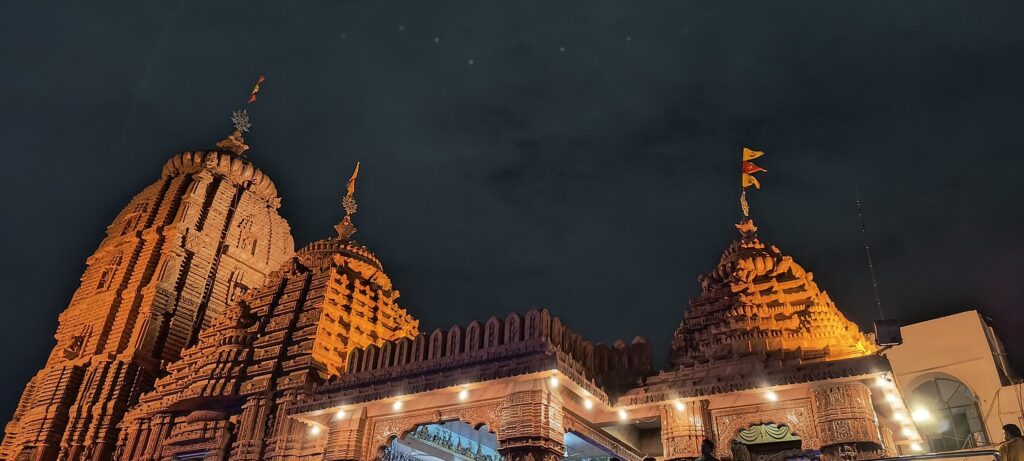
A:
[3,127,922,461]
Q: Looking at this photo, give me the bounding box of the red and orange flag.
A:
[247,75,266,104]
[741,147,766,189]
[740,147,766,217]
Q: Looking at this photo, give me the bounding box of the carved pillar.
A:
[661,399,711,461]
[811,382,885,461]
[497,389,565,461]
[324,408,367,461]
[232,395,272,460]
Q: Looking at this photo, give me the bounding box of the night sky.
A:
[2,1,1023,420]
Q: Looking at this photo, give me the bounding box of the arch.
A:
[410,334,427,363]
[465,321,483,353]
[378,342,396,369]
[428,329,446,360]
[484,317,503,349]
[504,313,524,344]
[394,338,412,366]
[446,325,464,356]
[909,376,989,450]
[363,345,380,371]
[347,348,364,373]
[364,403,502,460]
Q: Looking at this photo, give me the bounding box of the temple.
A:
[3,120,924,461]
[0,130,295,460]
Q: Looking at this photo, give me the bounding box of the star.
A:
[434,36,440,43]
[559,46,566,52]
[398,24,406,33]
[468,58,475,65]
[340,33,347,40]
[626,35,632,42]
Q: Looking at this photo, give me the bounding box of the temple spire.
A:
[334,161,361,239]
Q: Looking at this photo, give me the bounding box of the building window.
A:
[910,377,989,451]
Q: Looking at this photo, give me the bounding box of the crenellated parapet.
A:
[291,309,653,417]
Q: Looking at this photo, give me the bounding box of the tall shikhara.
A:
[113,164,419,461]
[0,131,295,461]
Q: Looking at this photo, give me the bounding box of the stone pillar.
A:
[324,408,367,461]
[811,383,886,461]
[660,399,711,461]
[496,388,565,461]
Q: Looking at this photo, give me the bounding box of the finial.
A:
[335,162,361,239]
[216,76,265,156]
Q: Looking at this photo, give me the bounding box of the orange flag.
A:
[743,147,765,161]
[742,173,761,189]
[247,75,266,104]
[742,161,766,174]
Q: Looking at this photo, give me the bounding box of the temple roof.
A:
[669,219,875,370]
[160,139,280,208]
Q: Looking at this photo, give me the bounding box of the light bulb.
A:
[392,400,404,411]
[910,443,923,452]
[765,391,779,402]
[458,389,469,401]
[617,409,629,421]
[911,408,931,422]
[309,425,321,436]
[583,398,593,410]
[334,409,347,420]
[548,376,559,388]
[674,401,686,411]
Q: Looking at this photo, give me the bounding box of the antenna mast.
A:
[855,185,885,320]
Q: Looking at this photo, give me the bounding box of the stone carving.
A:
[714,399,821,458]
[0,135,294,461]
[670,219,876,370]
[364,402,502,460]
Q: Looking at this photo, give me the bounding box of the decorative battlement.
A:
[291,309,654,415]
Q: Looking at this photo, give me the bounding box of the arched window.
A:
[910,377,988,451]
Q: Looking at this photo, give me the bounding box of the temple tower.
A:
[0,130,295,461]
[113,164,419,461]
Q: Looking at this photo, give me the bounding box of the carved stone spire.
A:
[334,162,361,240]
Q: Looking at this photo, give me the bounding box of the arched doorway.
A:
[380,421,500,461]
[731,424,814,461]
[910,377,989,451]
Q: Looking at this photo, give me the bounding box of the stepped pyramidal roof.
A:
[670,219,876,370]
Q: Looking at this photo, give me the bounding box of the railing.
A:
[869,449,1000,461]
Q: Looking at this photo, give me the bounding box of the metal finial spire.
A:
[335,162,361,239]
[231,110,252,133]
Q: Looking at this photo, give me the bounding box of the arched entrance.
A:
[380,421,500,461]
[731,424,816,461]
[910,377,989,451]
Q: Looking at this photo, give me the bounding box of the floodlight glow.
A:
[765,390,779,402]
[392,400,404,411]
[912,408,931,422]
[617,409,629,421]
[674,401,686,411]
[458,389,469,401]
[333,410,347,420]
[583,398,594,410]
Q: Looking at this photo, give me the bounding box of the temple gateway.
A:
[2,125,922,461]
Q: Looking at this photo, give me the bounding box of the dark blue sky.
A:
[2,1,1023,420]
